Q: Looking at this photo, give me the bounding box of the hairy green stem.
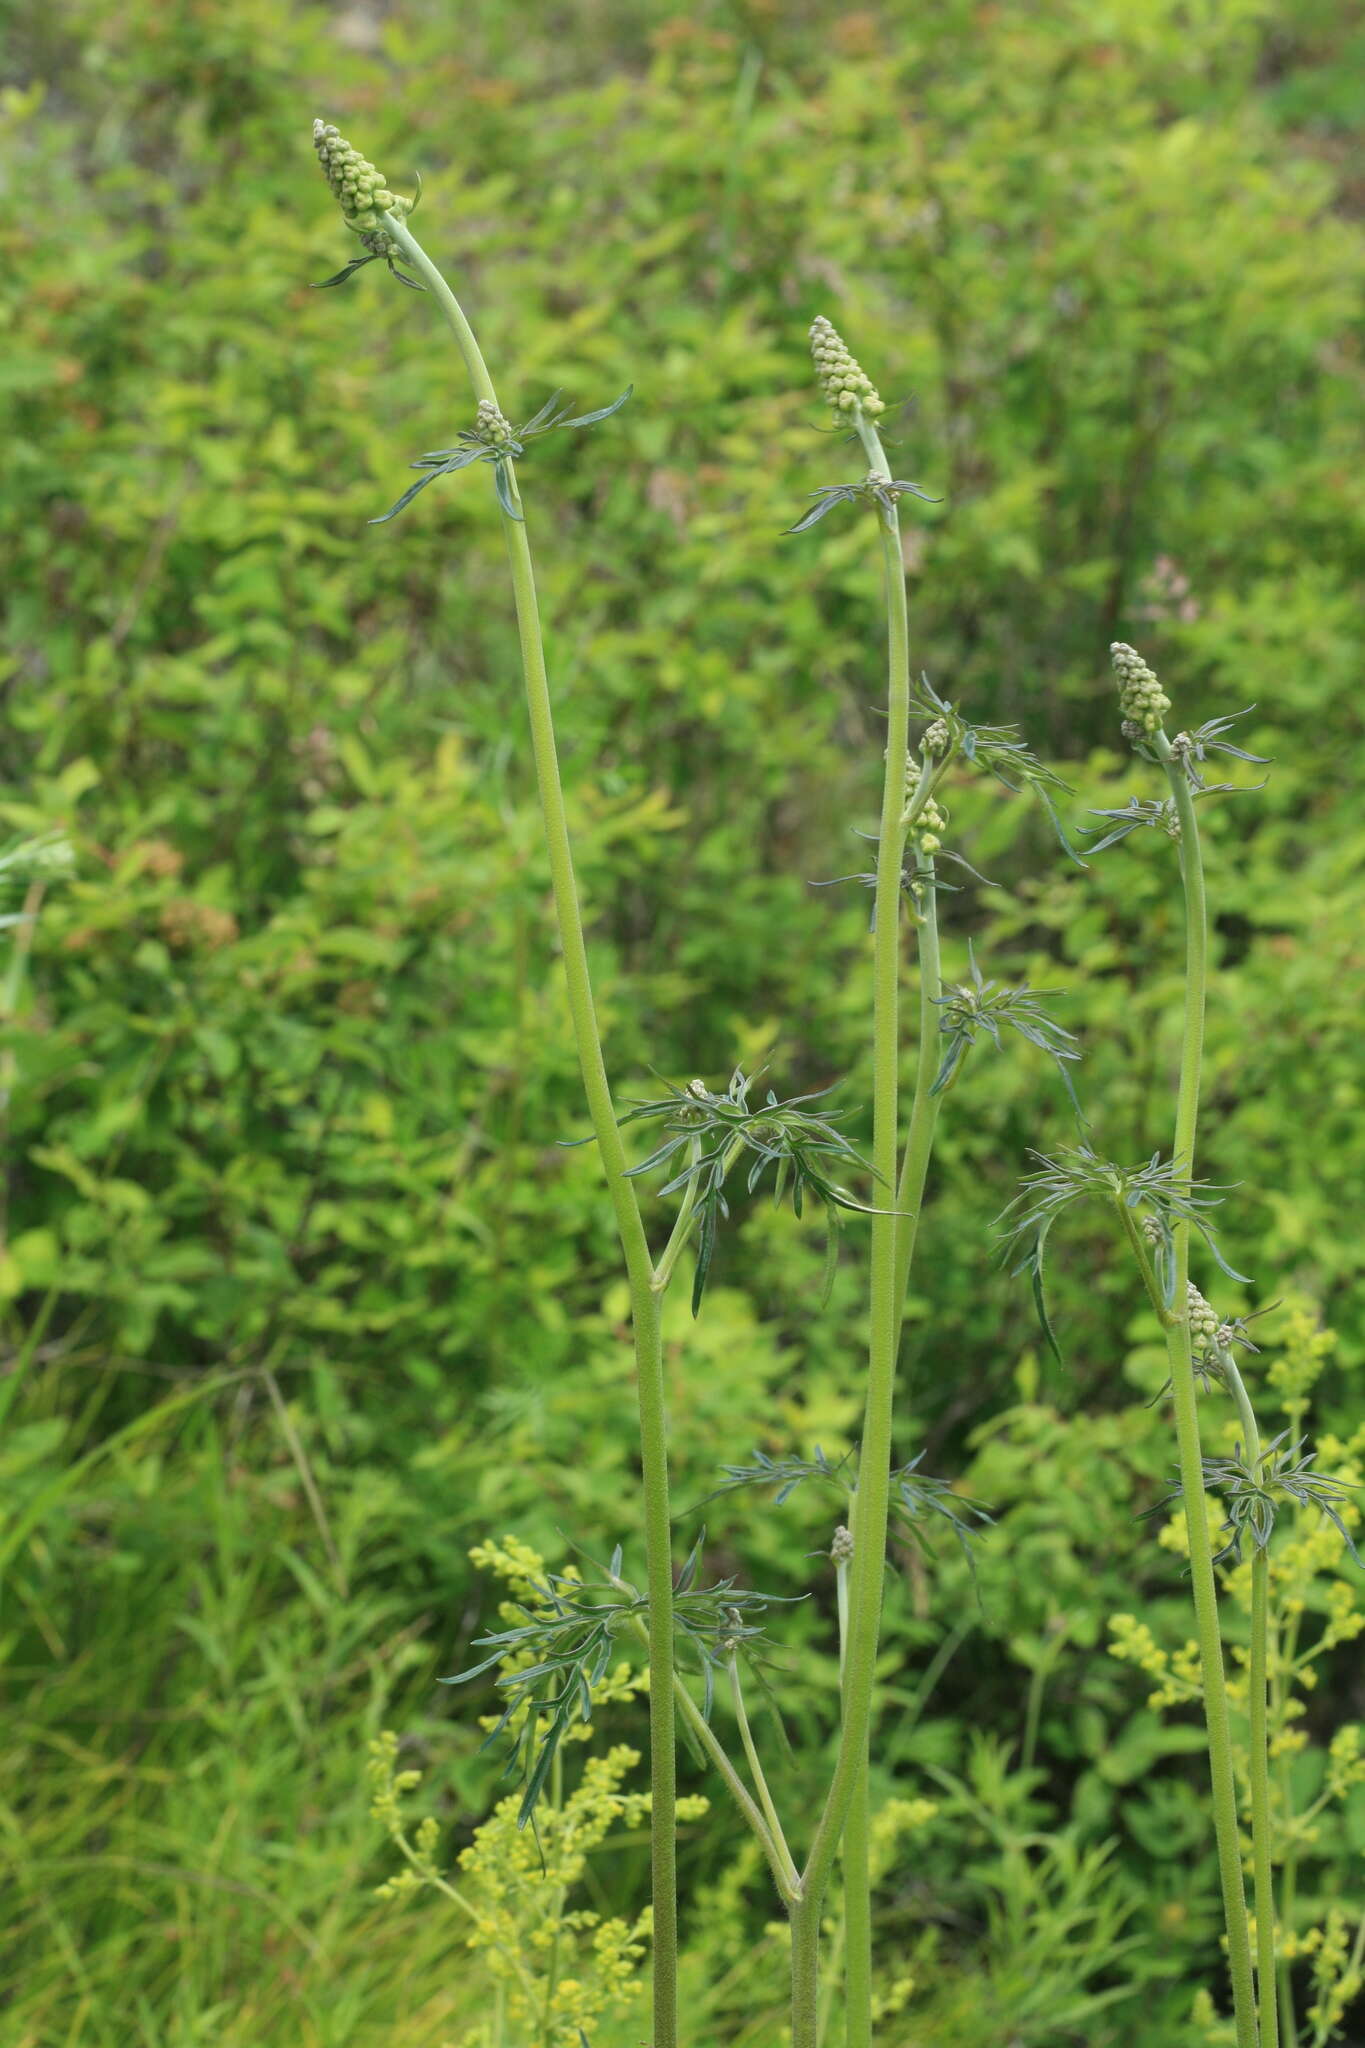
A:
[651,1140,703,1295]
[1155,729,1257,2048]
[1250,1549,1277,2048]
[1115,1196,1175,1327]
[831,859,941,2048]
[791,416,912,2048]
[652,1133,743,1296]
[383,213,679,2048]
[728,1653,799,1894]
[791,1903,824,2048]
[839,1501,872,2048]
[1226,1355,1278,2048]
[541,1745,568,2046]
[891,856,942,1328]
[616,1603,799,1907]
[1277,1603,1303,2047]
[672,1654,799,1905]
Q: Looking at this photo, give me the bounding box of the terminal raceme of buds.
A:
[809,315,886,418]
[908,797,946,856]
[313,118,414,257]
[921,719,951,757]
[1110,641,1172,739]
[1187,1282,1222,1353]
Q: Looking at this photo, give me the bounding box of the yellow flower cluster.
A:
[1155,1488,1224,1563]
[872,1975,917,2021]
[1190,1984,1237,2042]
[1304,1909,1365,2038]
[454,1746,697,2045]
[467,1531,551,1601]
[1326,1723,1365,1801]
[870,1795,938,1883]
[365,1534,713,2045]
[1266,1303,1337,1422]
[1267,1694,1308,1761]
[367,1728,703,2047]
[1109,1614,1203,1711]
[1222,1907,1363,2023]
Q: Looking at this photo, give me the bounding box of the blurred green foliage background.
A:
[1,0,1362,2040]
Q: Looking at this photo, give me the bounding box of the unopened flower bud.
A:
[313,117,413,255]
[475,398,516,451]
[1187,1282,1220,1349]
[831,1525,855,1564]
[907,794,947,857]
[809,314,884,418]
[921,719,950,755]
[1110,641,1171,737]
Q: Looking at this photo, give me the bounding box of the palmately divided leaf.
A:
[998,1144,1249,1357]
[614,1067,879,1314]
[1156,1436,1363,1568]
[931,950,1082,1113]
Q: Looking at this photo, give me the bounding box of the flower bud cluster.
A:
[909,796,946,857]
[1185,1281,1231,1389]
[921,719,950,756]
[809,315,885,417]
[831,1525,855,1564]
[313,119,413,250]
[475,399,516,453]
[1187,1283,1220,1351]
[1110,641,1171,736]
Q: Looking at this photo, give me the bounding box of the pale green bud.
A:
[908,795,947,854]
[1110,641,1171,736]
[1187,1283,1220,1349]
[475,398,516,451]
[808,313,884,417]
[312,117,413,254]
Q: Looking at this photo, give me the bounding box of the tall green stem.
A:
[1277,1605,1303,2047]
[1226,1355,1278,2048]
[383,214,679,2048]
[791,419,912,2048]
[832,853,942,2048]
[892,858,942,1330]
[839,1498,873,2048]
[1156,730,1257,2048]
